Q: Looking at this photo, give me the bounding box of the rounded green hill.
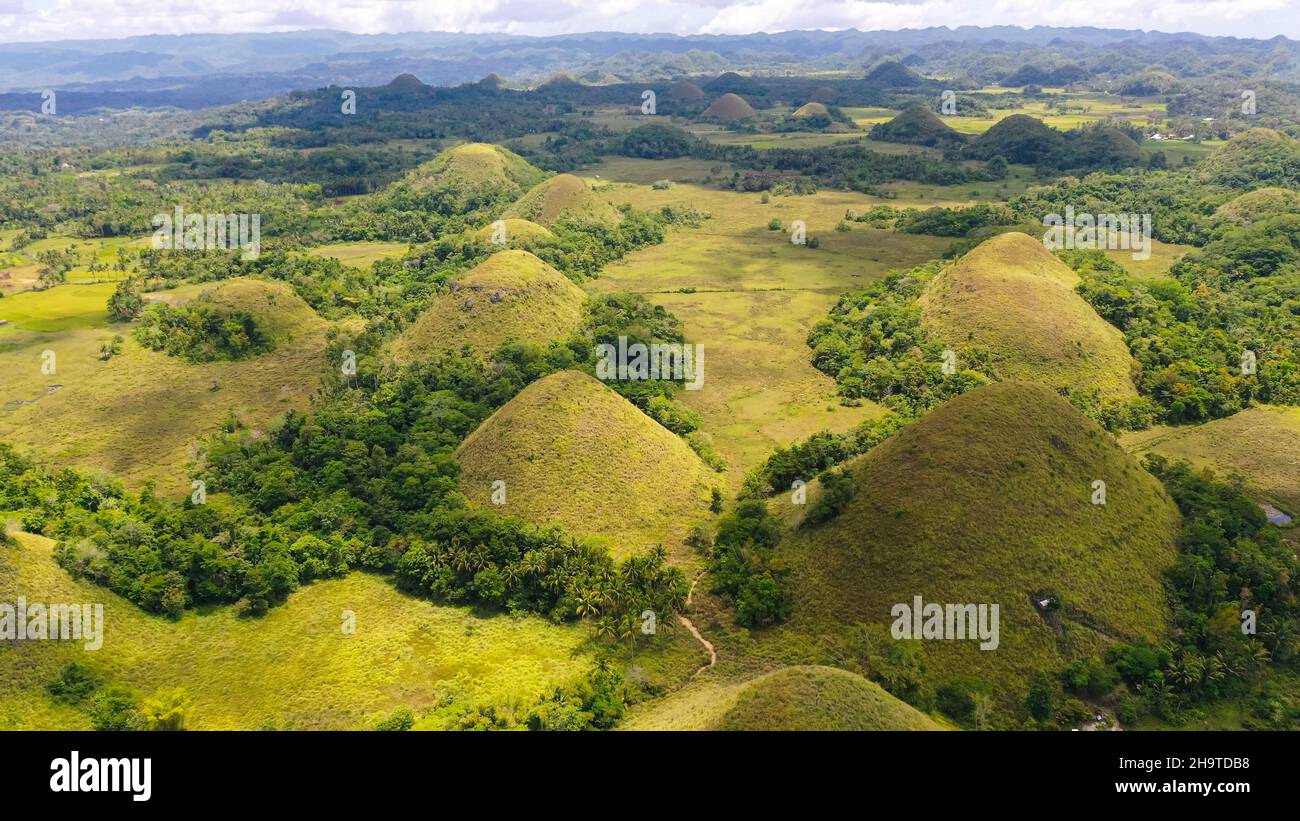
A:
[777,381,1181,707]
[966,114,1065,163]
[454,370,719,559]
[718,667,943,731]
[1198,128,1300,188]
[870,105,965,146]
[398,142,547,211]
[1214,186,1300,226]
[918,231,1139,401]
[503,173,623,227]
[470,218,555,245]
[391,250,585,362]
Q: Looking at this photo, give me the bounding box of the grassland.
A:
[1,234,147,293]
[304,241,409,268]
[0,278,328,497]
[0,532,595,730]
[391,250,586,363]
[623,665,943,730]
[582,175,953,485]
[919,231,1140,401]
[771,382,1181,712]
[455,370,721,562]
[1121,405,1300,515]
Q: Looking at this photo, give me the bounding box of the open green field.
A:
[939,95,1166,136]
[583,170,951,485]
[0,281,117,334]
[874,162,1040,205]
[0,235,147,292]
[1122,405,1300,516]
[0,279,327,497]
[0,532,597,730]
[1102,235,1193,280]
[304,241,409,268]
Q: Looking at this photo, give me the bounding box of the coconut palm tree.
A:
[142,688,192,731]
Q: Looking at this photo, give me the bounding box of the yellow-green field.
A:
[304,241,409,268]
[0,533,596,730]
[0,235,148,293]
[583,170,952,485]
[0,280,327,497]
[1122,405,1300,515]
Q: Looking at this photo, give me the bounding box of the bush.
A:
[375,706,415,731]
[802,468,855,526]
[47,662,102,704]
[88,687,144,731]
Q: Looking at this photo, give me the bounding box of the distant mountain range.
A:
[1,26,1296,110]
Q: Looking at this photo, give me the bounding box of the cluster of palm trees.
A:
[396,525,688,646]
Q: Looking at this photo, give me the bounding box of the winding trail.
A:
[678,573,717,677]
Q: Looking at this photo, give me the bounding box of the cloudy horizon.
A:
[0,0,1298,45]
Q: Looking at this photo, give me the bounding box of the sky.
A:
[0,0,1297,43]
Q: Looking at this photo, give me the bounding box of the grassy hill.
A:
[624,665,943,730]
[1214,186,1300,226]
[865,61,927,86]
[870,105,965,146]
[0,278,327,496]
[792,102,830,119]
[391,250,585,362]
[469,218,555,245]
[0,532,593,730]
[395,142,547,211]
[1197,128,1300,188]
[503,173,623,227]
[775,381,1181,710]
[719,666,943,730]
[454,370,719,560]
[1122,405,1300,516]
[702,93,756,121]
[177,277,321,346]
[918,231,1139,401]
[966,114,1065,163]
[670,80,705,100]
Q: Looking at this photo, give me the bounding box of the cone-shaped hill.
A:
[1197,128,1300,188]
[624,666,944,730]
[918,232,1139,401]
[503,173,623,228]
[776,381,1181,707]
[454,370,720,560]
[966,114,1065,163]
[792,102,830,118]
[670,80,705,100]
[865,61,927,86]
[395,143,547,211]
[470,218,555,245]
[391,250,584,362]
[174,277,324,345]
[1214,187,1300,226]
[870,105,965,146]
[702,93,756,121]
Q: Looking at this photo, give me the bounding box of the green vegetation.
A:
[455,370,720,560]
[717,666,942,730]
[809,233,1148,429]
[774,382,1180,720]
[392,250,587,362]
[870,105,965,148]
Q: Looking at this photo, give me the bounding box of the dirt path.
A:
[679,574,717,677]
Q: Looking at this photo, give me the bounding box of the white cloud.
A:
[0,0,1297,42]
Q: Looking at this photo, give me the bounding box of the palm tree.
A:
[142,687,192,731]
[574,589,602,618]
